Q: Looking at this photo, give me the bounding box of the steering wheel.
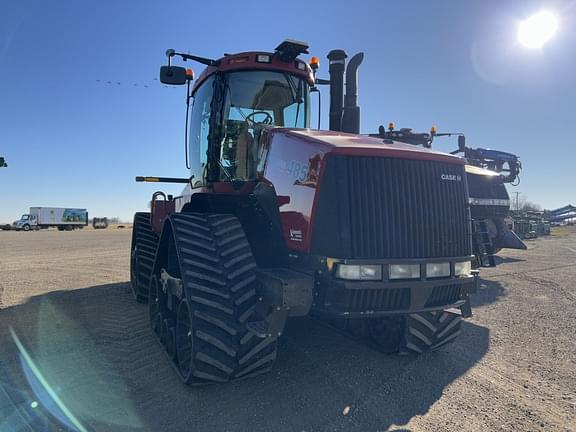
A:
[245,111,273,126]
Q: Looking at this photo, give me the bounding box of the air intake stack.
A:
[327,49,347,132]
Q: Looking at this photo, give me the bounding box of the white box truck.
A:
[12,207,88,231]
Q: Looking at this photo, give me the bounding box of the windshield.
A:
[224,71,309,128]
[218,71,309,180]
[20,214,29,220]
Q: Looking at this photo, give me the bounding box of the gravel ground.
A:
[0,227,575,431]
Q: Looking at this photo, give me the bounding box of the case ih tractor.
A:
[130,40,478,385]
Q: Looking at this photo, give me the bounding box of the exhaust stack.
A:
[327,49,347,132]
[341,52,364,134]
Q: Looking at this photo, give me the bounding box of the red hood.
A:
[274,128,465,165]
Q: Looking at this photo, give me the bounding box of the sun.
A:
[518,11,558,49]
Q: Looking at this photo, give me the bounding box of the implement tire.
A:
[170,213,277,385]
[130,212,158,303]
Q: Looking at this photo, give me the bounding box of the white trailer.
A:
[12,207,88,231]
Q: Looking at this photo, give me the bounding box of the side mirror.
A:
[160,65,187,85]
[458,135,466,151]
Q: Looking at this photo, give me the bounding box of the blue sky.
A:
[1,0,574,222]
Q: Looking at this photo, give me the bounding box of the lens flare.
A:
[518,11,558,49]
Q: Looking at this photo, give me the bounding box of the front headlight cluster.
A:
[426,262,451,278]
[335,264,382,281]
[455,261,472,277]
[334,261,472,281]
[389,264,420,280]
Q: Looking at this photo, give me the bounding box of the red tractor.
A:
[130,40,478,385]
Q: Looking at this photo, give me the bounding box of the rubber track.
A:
[401,310,462,354]
[130,212,159,303]
[171,213,278,384]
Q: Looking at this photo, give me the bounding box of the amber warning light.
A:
[309,56,320,71]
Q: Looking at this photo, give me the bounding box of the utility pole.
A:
[513,191,520,211]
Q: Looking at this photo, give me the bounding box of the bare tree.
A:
[517,196,542,212]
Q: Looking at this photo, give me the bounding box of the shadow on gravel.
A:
[472,278,507,309]
[493,256,525,265]
[0,283,490,432]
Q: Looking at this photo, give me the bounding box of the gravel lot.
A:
[1,227,575,431]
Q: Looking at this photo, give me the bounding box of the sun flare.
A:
[518,11,558,49]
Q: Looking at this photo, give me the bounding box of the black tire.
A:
[170,213,278,385]
[22,224,30,231]
[148,275,162,336]
[130,212,159,303]
[365,311,462,354]
[401,310,462,354]
[366,316,405,353]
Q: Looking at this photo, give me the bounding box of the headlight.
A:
[426,262,450,278]
[455,261,471,277]
[335,264,382,281]
[389,264,420,280]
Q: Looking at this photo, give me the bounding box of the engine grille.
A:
[311,155,471,259]
[424,284,462,308]
[327,287,410,313]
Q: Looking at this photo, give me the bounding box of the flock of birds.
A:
[94,77,177,89]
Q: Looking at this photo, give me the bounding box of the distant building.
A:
[549,205,576,224]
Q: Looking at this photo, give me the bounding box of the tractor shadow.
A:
[493,256,525,265]
[0,283,490,432]
[472,278,507,309]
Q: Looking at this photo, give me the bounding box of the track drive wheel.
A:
[170,213,278,385]
[366,316,405,353]
[130,212,159,303]
[400,310,462,354]
[366,311,462,354]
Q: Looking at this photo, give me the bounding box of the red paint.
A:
[192,51,315,94]
[151,193,175,235]
[262,128,465,253]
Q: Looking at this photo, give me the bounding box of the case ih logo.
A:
[441,174,462,181]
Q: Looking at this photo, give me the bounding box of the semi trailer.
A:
[130,40,478,385]
[12,207,88,231]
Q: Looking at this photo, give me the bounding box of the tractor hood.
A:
[276,129,465,165]
[263,128,469,255]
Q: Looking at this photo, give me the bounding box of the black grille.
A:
[311,156,471,259]
[328,288,410,313]
[425,284,462,308]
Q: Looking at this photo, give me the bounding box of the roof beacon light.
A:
[430,124,438,135]
[185,68,194,80]
[310,56,320,71]
[388,122,396,131]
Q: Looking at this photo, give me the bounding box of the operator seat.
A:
[235,127,254,179]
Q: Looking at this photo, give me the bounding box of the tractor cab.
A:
[160,40,314,185]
